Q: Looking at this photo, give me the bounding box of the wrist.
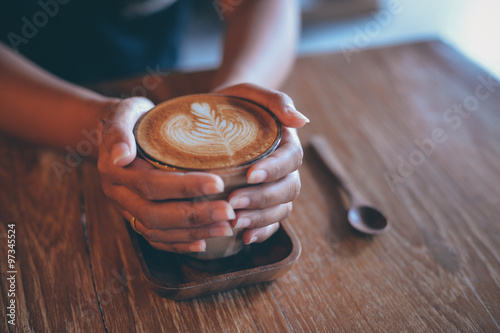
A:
[92,96,122,124]
[70,96,121,160]
[211,66,251,92]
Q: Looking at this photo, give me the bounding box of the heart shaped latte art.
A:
[161,103,259,157]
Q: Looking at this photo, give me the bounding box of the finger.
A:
[229,172,300,210]
[242,222,280,245]
[100,97,154,167]
[231,203,292,229]
[148,239,207,254]
[102,183,235,229]
[135,221,233,243]
[215,83,309,128]
[122,210,212,254]
[102,158,225,200]
[120,207,233,247]
[246,128,303,184]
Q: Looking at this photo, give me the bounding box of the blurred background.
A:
[179,0,500,79]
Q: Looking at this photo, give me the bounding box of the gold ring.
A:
[129,215,141,235]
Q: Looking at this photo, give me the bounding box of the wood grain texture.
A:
[2,40,499,332]
[0,138,103,332]
[273,40,500,332]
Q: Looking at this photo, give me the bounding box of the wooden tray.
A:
[126,221,301,300]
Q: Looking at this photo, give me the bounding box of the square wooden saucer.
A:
[126,221,301,300]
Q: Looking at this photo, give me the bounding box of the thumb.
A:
[101,97,155,167]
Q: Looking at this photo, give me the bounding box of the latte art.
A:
[135,94,281,170]
[163,102,259,157]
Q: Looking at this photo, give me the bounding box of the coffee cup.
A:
[134,94,282,267]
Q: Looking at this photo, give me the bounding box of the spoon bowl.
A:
[348,206,388,235]
[309,135,389,235]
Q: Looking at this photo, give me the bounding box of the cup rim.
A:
[133,93,283,172]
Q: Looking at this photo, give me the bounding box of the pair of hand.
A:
[96,84,308,253]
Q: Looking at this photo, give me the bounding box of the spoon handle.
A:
[309,135,366,205]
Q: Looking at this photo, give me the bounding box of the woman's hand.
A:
[215,83,308,245]
[96,84,308,254]
[97,97,236,254]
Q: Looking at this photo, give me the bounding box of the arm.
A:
[0,42,118,155]
[212,0,300,90]
[0,41,308,252]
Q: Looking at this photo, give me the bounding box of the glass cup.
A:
[134,94,282,270]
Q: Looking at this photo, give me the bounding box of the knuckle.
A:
[100,120,118,141]
[135,178,155,200]
[274,158,283,177]
[192,197,211,213]
[284,202,293,217]
[249,213,265,227]
[265,155,282,178]
[179,203,199,227]
[272,91,292,105]
[291,175,301,201]
[188,228,204,241]
[258,190,272,208]
[295,145,304,167]
[145,229,159,243]
[179,183,194,198]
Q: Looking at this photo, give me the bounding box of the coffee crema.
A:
[135,95,281,170]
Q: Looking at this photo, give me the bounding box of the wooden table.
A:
[1,40,499,332]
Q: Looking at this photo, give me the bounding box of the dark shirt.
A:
[0,0,188,84]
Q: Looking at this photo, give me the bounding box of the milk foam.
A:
[161,102,258,157]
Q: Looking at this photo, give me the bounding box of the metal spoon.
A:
[309,135,389,235]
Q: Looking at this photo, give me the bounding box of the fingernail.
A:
[234,217,251,229]
[210,226,234,237]
[248,170,267,184]
[288,107,310,123]
[229,196,250,209]
[202,179,224,195]
[246,237,258,245]
[111,143,131,165]
[212,206,236,221]
[189,242,206,252]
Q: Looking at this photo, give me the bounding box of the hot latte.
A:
[135,94,281,170]
[134,94,282,266]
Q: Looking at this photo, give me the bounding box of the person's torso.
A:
[0,0,188,83]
